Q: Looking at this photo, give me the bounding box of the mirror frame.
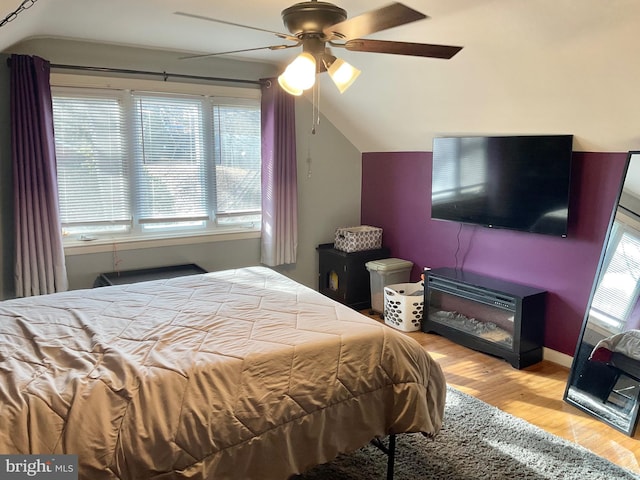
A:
[564,150,640,436]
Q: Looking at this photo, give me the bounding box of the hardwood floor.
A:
[375,319,640,474]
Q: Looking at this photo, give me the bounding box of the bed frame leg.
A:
[370,434,396,480]
[386,433,396,480]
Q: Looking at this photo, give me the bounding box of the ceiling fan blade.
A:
[344,39,462,59]
[324,2,427,40]
[180,44,299,61]
[174,11,298,42]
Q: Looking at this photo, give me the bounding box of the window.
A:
[51,86,261,243]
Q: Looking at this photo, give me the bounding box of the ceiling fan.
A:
[175,1,462,95]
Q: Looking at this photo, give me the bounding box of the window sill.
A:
[63,229,261,256]
[586,310,624,337]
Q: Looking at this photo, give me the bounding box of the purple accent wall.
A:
[361,151,628,356]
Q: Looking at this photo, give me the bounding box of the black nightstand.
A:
[317,243,390,310]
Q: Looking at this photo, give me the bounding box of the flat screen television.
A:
[431,134,573,237]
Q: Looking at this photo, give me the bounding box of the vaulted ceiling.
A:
[2,0,639,152]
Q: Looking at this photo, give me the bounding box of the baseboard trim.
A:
[543,347,573,368]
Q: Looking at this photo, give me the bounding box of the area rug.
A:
[298,386,639,480]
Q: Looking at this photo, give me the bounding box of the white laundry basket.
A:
[383,282,424,332]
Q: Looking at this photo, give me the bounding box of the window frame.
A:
[50,74,262,254]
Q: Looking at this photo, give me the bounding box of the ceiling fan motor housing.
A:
[281,1,347,38]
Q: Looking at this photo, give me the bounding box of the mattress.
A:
[0,266,446,479]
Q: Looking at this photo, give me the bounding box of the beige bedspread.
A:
[0,266,446,479]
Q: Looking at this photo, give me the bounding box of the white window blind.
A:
[51,86,261,241]
[132,95,208,226]
[52,94,130,232]
[213,103,261,222]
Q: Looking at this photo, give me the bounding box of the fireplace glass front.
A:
[428,288,516,350]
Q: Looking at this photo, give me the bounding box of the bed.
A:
[590,329,640,365]
[0,266,446,479]
[589,330,640,398]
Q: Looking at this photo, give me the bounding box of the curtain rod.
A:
[50,63,266,86]
[6,58,266,86]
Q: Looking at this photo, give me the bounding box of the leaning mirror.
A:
[565,151,640,436]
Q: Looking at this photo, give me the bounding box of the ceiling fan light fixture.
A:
[326,57,361,94]
[278,75,304,96]
[278,52,317,94]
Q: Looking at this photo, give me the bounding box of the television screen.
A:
[431,135,573,237]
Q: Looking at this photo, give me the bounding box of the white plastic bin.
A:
[365,258,413,313]
[384,282,424,332]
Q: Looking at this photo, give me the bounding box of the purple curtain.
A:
[10,54,68,296]
[260,78,298,266]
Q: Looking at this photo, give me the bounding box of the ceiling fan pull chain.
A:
[311,79,321,135]
[317,79,321,128]
[306,137,313,178]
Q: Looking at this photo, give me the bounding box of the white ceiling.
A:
[1,0,640,152]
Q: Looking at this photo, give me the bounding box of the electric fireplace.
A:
[422,268,547,369]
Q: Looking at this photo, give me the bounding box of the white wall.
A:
[1,39,362,294]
